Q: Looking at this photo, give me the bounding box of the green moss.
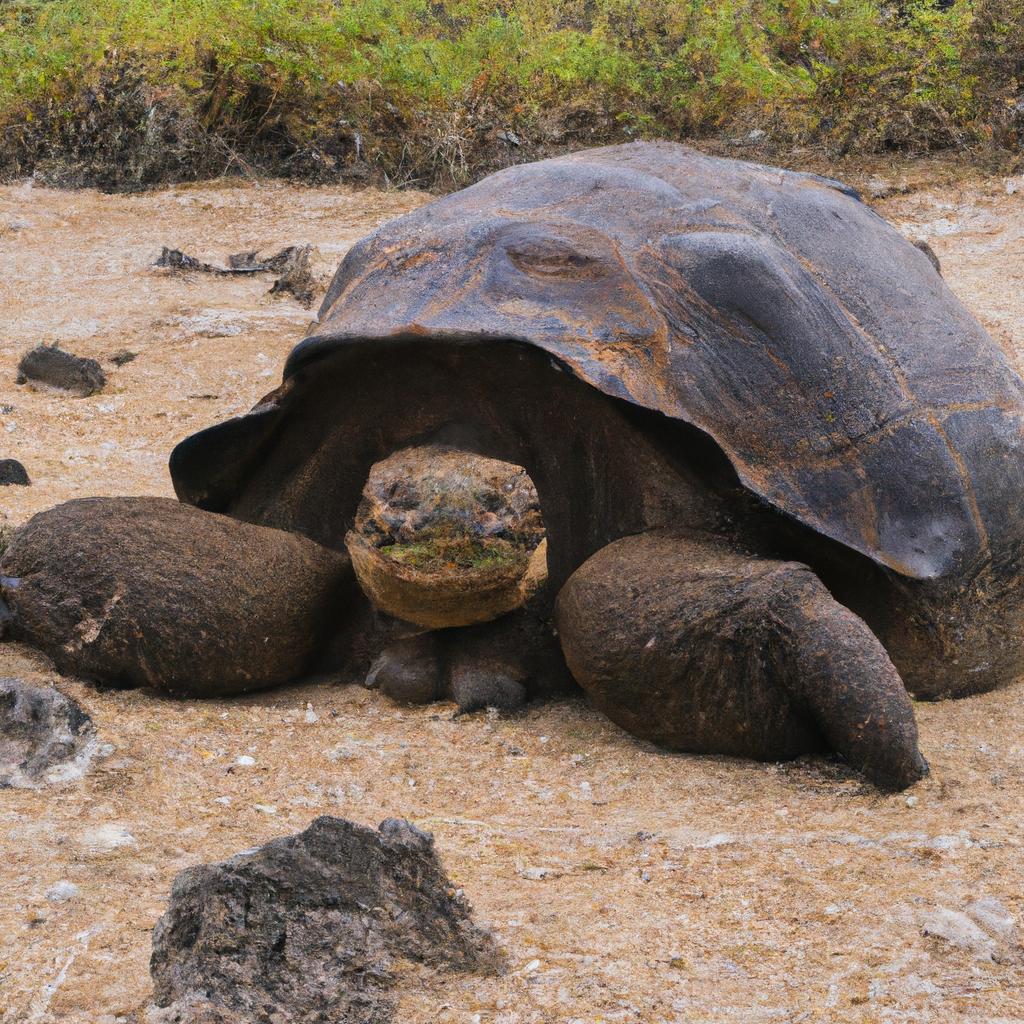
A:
[380,535,527,572]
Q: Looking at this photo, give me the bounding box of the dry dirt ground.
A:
[1,163,1023,1024]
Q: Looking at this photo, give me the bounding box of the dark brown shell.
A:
[175,142,1024,580]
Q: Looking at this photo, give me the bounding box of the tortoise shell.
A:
[173,142,1024,581]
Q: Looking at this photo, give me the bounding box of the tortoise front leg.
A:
[368,596,574,713]
[0,496,354,696]
[554,529,927,790]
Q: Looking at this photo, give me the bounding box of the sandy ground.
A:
[1,164,1023,1024]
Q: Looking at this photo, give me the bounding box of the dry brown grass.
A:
[1,163,1023,1022]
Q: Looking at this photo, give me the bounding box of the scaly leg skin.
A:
[366,630,526,711]
[366,633,446,704]
[0,496,354,697]
[554,529,928,791]
[367,599,574,713]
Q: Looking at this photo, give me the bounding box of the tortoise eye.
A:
[505,237,607,281]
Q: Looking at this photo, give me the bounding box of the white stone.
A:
[966,897,1016,942]
[81,824,137,854]
[521,867,553,880]
[46,881,80,903]
[921,907,998,960]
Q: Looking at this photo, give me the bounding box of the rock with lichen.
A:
[0,678,96,788]
[148,816,504,1024]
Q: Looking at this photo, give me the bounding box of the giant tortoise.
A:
[5,141,1024,790]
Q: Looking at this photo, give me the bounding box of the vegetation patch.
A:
[381,535,528,573]
[1,1,1022,190]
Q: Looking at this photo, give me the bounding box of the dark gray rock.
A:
[0,678,96,788]
[149,816,504,1024]
[0,459,29,485]
[17,345,106,396]
[268,244,318,306]
[154,247,221,273]
[156,244,310,277]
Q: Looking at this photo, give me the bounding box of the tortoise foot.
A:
[365,630,529,713]
[447,648,528,714]
[366,603,572,713]
[365,633,444,705]
[555,530,927,791]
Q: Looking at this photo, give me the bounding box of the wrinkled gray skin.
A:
[5,142,1024,790]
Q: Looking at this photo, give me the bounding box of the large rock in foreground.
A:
[0,678,96,787]
[0,496,353,696]
[149,816,504,1024]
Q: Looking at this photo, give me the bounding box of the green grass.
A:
[0,1,1020,189]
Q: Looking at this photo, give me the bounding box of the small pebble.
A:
[45,881,79,903]
[521,867,552,880]
[236,755,256,767]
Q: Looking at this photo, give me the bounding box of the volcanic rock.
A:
[0,678,96,788]
[17,345,106,396]
[149,816,504,1024]
[0,459,29,485]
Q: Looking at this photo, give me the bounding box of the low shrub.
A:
[0,1,1018,190]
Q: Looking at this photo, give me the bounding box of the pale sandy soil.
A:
[1,165,1023,1024]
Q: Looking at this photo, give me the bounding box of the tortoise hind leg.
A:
[554,529,927,791]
